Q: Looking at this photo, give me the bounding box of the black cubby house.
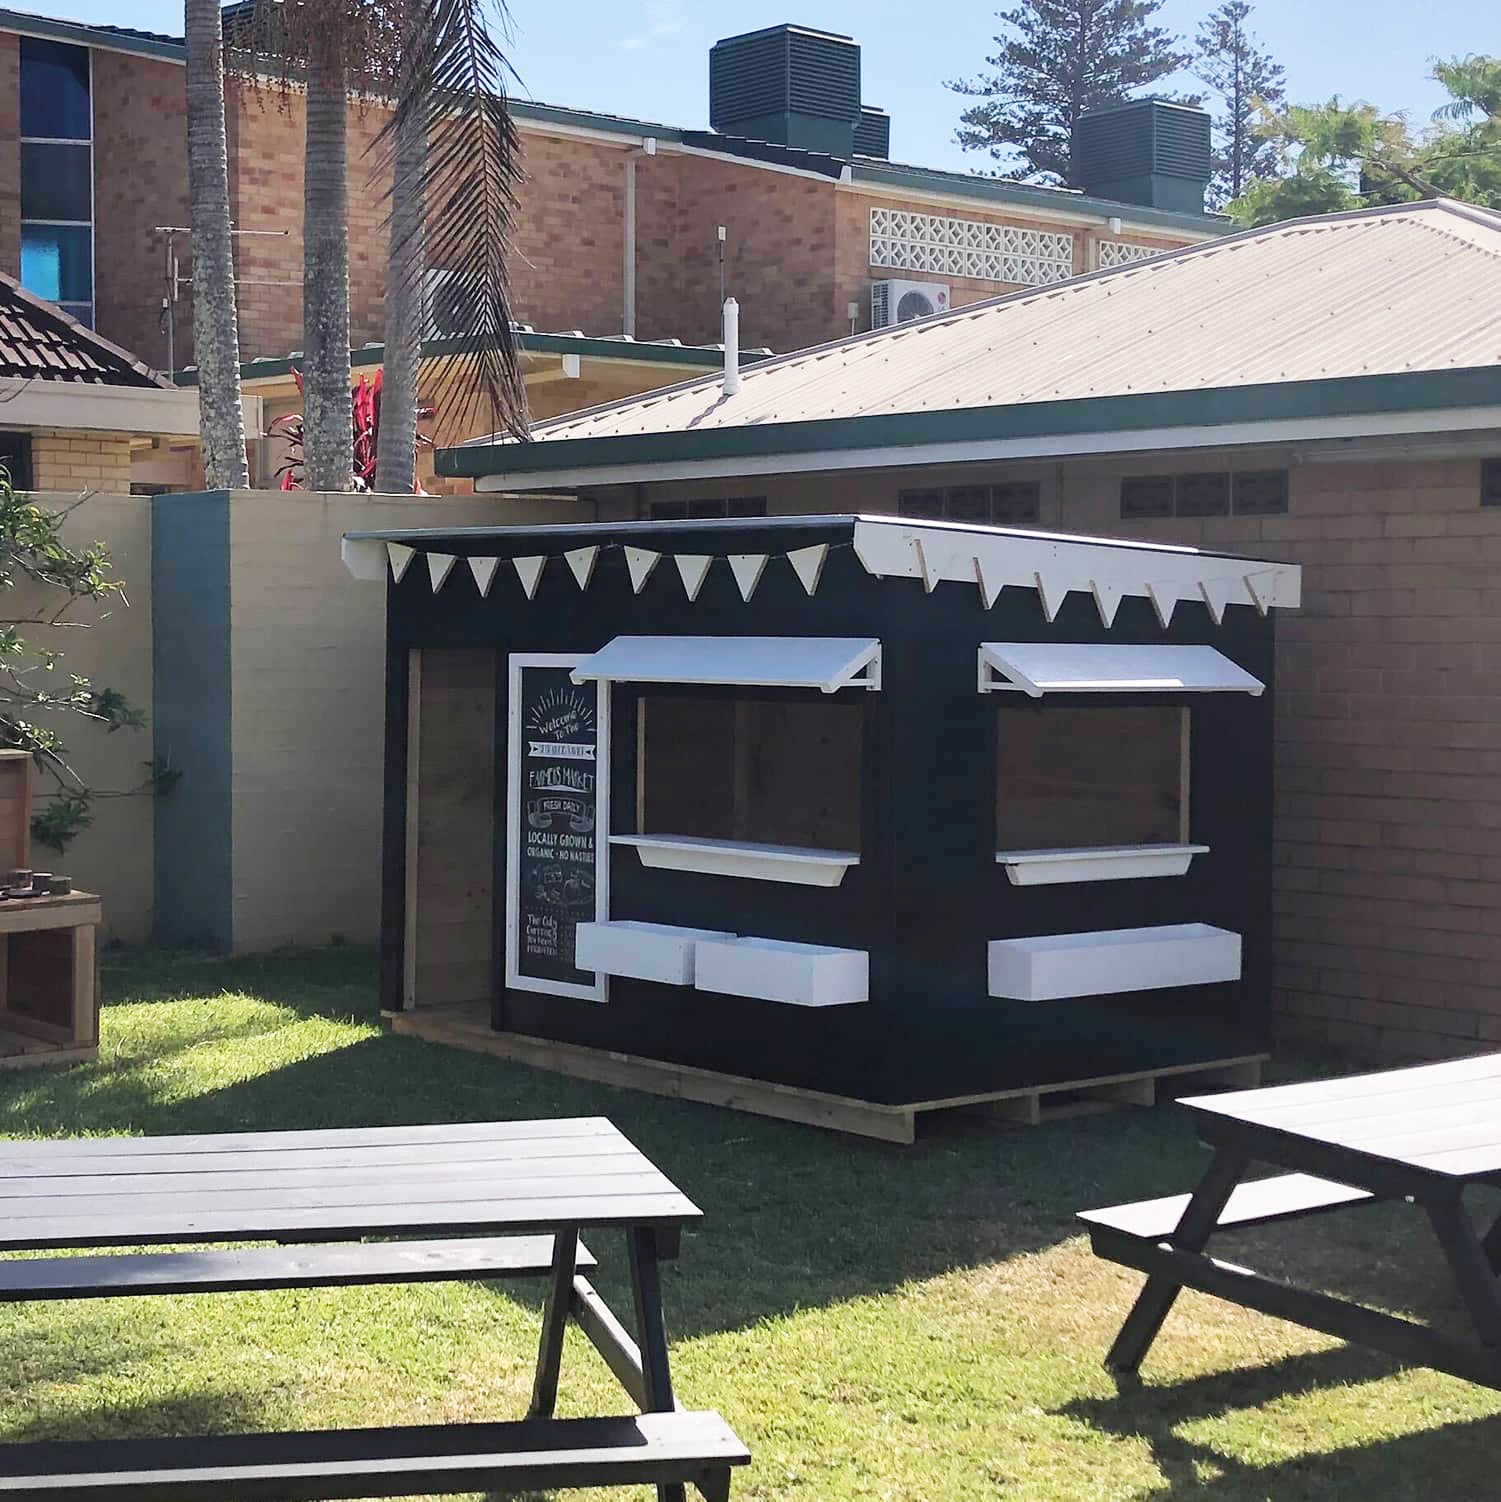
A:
[343,514,1301,1139]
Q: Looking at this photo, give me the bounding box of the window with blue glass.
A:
[18,38,93,327]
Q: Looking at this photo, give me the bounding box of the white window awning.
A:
[978,642,1263,698]
[571,636,882,693]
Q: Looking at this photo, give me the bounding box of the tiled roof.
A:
[0,272,167,387]
[492,200,1501,449]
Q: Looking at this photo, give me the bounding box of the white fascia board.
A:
[862,522,1300,619]
[471,404,1501,494]
[0,381,261,439]
[978,642,1266,696]
[846,176,1221,238]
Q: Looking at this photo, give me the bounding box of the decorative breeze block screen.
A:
[1097,240,1160,269]
[869,208,1074,286]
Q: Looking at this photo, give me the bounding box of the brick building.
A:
[439,199,1501,1063]
[0,11,1223,488]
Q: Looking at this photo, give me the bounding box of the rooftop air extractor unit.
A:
[423,268,478,340]
[871,279,950,330]
[710,24,862,158]
[1072,100,1212,214]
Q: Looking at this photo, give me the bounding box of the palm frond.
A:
[374,0,528,442]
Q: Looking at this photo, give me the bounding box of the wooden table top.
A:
[0,1118,700,1251]
[1181,1052,1501,1184]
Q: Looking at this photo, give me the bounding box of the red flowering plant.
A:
[271,367,434,492]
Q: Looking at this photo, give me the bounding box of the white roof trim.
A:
[978,642,1264,697]
[855,518,1300,623]
[570,635,882,694]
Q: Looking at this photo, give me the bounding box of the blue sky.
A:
[43,0,1488,173]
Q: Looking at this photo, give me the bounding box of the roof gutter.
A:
[434,365,1501,488]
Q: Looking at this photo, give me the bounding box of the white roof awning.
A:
[571,636,882,693]
[978,642,1264,698]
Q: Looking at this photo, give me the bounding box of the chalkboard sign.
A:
[505,655,609,1002]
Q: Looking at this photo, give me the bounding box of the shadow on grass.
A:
[101,946,379,1024]
[1060,1345,1501,1499]
[34,1022,1227,1339]
[2,1388,273,1446]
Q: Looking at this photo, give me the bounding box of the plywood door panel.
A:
[405,649,497,1008]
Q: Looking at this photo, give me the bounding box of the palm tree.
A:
[373,99,425,494]
[302,45,353,491]
[184,0,248,489]
[248,0,529,493]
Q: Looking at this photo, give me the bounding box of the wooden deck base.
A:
[0,1027,95,1070]
[388,1004,1265,1145]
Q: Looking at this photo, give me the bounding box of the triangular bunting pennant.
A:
[1199,578,1230,624]
[513,555,547,599]
[625,546,660,594]
[565,546,599,590]
[1091,578,1123,627]
[426,552,457,592]
[675,554,713,601]
[1146,581,1177,629]
[387,543,416,583]
[728,553,768,602]
[1033,571,1067,623]
[468,556,501,597]
[973,554,1003,609]
[787,544,828,597]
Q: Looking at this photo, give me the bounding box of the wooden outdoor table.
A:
[1080,1052,1501,1389]
[0,1118,748,1501]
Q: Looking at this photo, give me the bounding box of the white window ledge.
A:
[996,843,1209,886]
[695,935,869,1007]
[610,835,859,888]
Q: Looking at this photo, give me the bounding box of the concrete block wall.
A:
[153,489,584,952]
[11,492,153,944]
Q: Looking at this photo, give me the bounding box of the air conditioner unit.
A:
[870,279,951,330]
[423,268,480,339]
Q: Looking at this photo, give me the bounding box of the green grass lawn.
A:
[0,946,1496,1500]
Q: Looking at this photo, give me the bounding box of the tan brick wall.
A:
[92,51,188,373]
[836,192,1188,331]
[31,431,134,492]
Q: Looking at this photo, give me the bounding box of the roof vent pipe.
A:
[722,298,741,396]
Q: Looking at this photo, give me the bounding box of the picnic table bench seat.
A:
[0,1235,598,1302]
[1079,1171,1376,1247]
[0,1410,750,1502]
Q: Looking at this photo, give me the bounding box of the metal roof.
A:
[0,271,167,387]
[491,201,1501,449]
[173,329,775,387]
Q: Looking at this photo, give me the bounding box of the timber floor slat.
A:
[390,1003,1265,1144]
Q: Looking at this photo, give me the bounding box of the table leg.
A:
[528,1228,578,1419]
[628,1226,686,1502]
[1106,1147,1250,1377]
[1427,1197,1501,1371]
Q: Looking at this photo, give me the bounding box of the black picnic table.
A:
[0,1117,748,1501]
[1081,1052,1501,1389]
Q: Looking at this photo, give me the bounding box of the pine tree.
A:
[1193,1,1285,206]
[948,1,1187,185]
